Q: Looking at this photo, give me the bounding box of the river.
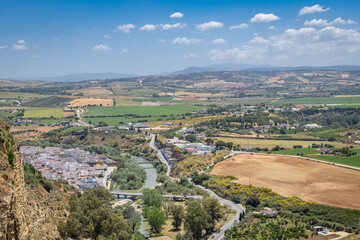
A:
[113,156,158,238]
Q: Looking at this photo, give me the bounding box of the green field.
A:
[84,105,208,117]
[24,108,64,118]
[85,116,166,125]
[0,91,49,99]
[274,97,360,105]
[270,148,360,168]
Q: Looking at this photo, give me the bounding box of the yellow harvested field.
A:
[267,77,285,84]
[194,80,244,89]
[334,95,360,97]
[68,98,114,107]
[296,76,309,83]
[175,91,223,97]
[211,153,360,209]
[68,87,113,97]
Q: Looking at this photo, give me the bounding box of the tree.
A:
[205,138,214,145]
[185,134,197,143]
[203,197,223,231]
[226,142,233,150]
[215,140,226,149]
[184,201,210,240]
[179,176,188,186]
[148,208,166,234]
[142,188,163,208]
[246,195,260,208]
[171,205,185,230]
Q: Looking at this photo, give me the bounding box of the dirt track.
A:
[211,154,360,209]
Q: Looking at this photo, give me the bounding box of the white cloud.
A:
[0,46,8,49]
[184,53,196,58]
[12,44,28,50]
[251,13,280,23]
[269,25,275,30]
[17,40,26,44]
[121,49,128,53]
[160,23,186,30]
[299,4,330,16]
[116,24,136,33]
[172,37,202,44]
[196,21,223,31]
[170,12,184,18]
[230,23,248,30]
[304,17,358,27]
[92,44,111,51]
[103,34,110,39]
[139,24,157,31]
[157,39,166,43]
[32,54,39,58]
[209,26,360,61]
[212,38,226,44]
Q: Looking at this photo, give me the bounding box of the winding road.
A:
[75,108,94,127]
[149,134,245,240]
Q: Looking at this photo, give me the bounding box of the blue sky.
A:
[1,0,360,78]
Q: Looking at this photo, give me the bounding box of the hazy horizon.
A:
[1,0,360,78]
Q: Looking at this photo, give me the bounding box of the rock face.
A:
[0,119,31,239]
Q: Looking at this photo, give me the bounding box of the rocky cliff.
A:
[0,119,74,239]
[0,119,31,239]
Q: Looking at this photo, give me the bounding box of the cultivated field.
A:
[68,98,114,107]
[211,153,360,209]
[274,97,360,105]
[211,137,349,148]
[84,105,208,117]
[68,87,113,97]
[23,108,64,118]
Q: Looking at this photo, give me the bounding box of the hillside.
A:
[0,119,73,239]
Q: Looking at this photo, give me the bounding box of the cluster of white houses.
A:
[21,146,116,191]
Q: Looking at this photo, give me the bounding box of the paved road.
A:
[149,135,245,240]
[75,108,94,127]
[111,191,203,200]
[149,134,171,177]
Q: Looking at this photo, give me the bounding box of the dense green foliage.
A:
[110,156,146,190]
[57,187,133,239]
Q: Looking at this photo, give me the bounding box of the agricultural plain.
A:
[211,153,360,209]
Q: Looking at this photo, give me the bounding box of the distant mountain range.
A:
[170,64,360,74]
[8,72,137,82]
[4,64,360,82]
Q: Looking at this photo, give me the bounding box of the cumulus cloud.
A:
[251,13,280,23]
[299,4,330,16]
[160,23,186,30]
[172,37,202,44]
[196,21,223,31]
[209,26,360,62]
[92,44,111,51]
[139,24,157,31]
[170,12,184,18]
[157,39,166,43]
[116,24,136,33]
[12,44,27,50]
[32,54,39,58]
[0,46,8,49]
[212,38,226,44]
[103,34,110,39]
[269,25,275,30]
[304,17,358,27]
[184,53,196,58]
[230,23,249,30]
[17,40,26,44]
[121,49,128,53]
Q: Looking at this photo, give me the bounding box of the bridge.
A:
[110,191,203,200]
